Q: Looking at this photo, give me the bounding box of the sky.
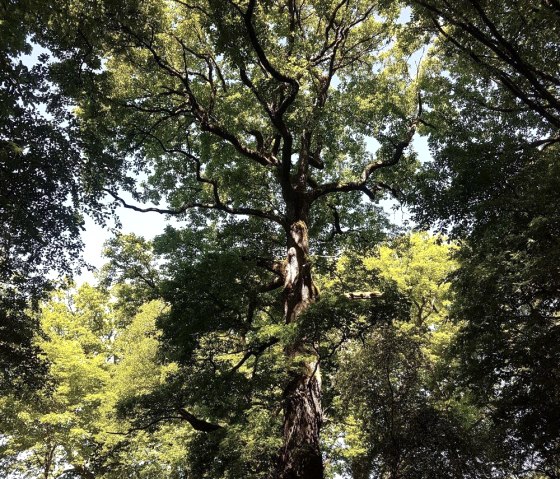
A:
[78,194,180,283]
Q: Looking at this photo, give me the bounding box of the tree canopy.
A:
[1,1,559,478]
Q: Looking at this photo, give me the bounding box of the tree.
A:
[410,0,560,131]
[409,3,560,476]
[0,285,113,479]
[4,1,558,476]
[325,233,497,479]
[0,0,106,392]
[0,282,195,479]
[44,1,428,477]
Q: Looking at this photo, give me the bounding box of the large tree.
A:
[0,0,92,392]
[409,1,560,476]
[48,1,427,477]
[5,0,559,476]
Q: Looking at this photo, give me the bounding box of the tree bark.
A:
[43,443,55,479]
[277,219,323,479]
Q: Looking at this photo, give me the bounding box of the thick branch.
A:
[110,409,222,434]
[177,408,223,432]
[312,99,420,202]
[252,257,286,277]
[243,0,299,86]
[103,128,284,224]
[239,0,299,186]
[104,188,284,225]
[121,22,277,167]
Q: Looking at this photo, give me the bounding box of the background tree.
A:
[0,285,113,479]
[323,233,497,479]
[410,0,560,131]
[0,0,110,392]
[409,2,560,476]
[0,282,195,479]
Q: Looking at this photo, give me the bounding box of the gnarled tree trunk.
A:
[277,219,323,479]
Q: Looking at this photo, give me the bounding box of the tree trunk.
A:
[277,220,323,479]
[43,443,55,479]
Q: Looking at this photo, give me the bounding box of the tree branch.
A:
[177,408,223,432]
[242,0,299,86]
[121,21,277,167]
[312,97,421,202]
[103,188,284,225]
[229,337,279,374]
[238,0,300,185]
[413,0,560,127]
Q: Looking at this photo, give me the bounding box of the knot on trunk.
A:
[290,220,309,252]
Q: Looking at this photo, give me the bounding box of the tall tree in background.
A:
[0,282,194,479]
[331,234,496,479]
[410,1,560,476]
[45,1,425,477]
[0,0,94,391]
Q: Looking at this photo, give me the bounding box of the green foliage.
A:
[0,284,193,479]
[0,0,121,393]
[323,234,496,478]
[99,233,161,323]
[409,2,560,476]
[410,0,560,130]
[0,286,112,478]
[0,0,88,291]
[2,229,551,478]
[11,4,433,474]
[3,1,559,477]
[447,153,560,475]
[0,289,47,392]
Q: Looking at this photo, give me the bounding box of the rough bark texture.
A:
[277,220,323,479]
[280,364,323,479]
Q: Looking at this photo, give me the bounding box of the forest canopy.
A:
[1,1,559,478]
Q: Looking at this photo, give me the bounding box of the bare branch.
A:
[103,188,284,225]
